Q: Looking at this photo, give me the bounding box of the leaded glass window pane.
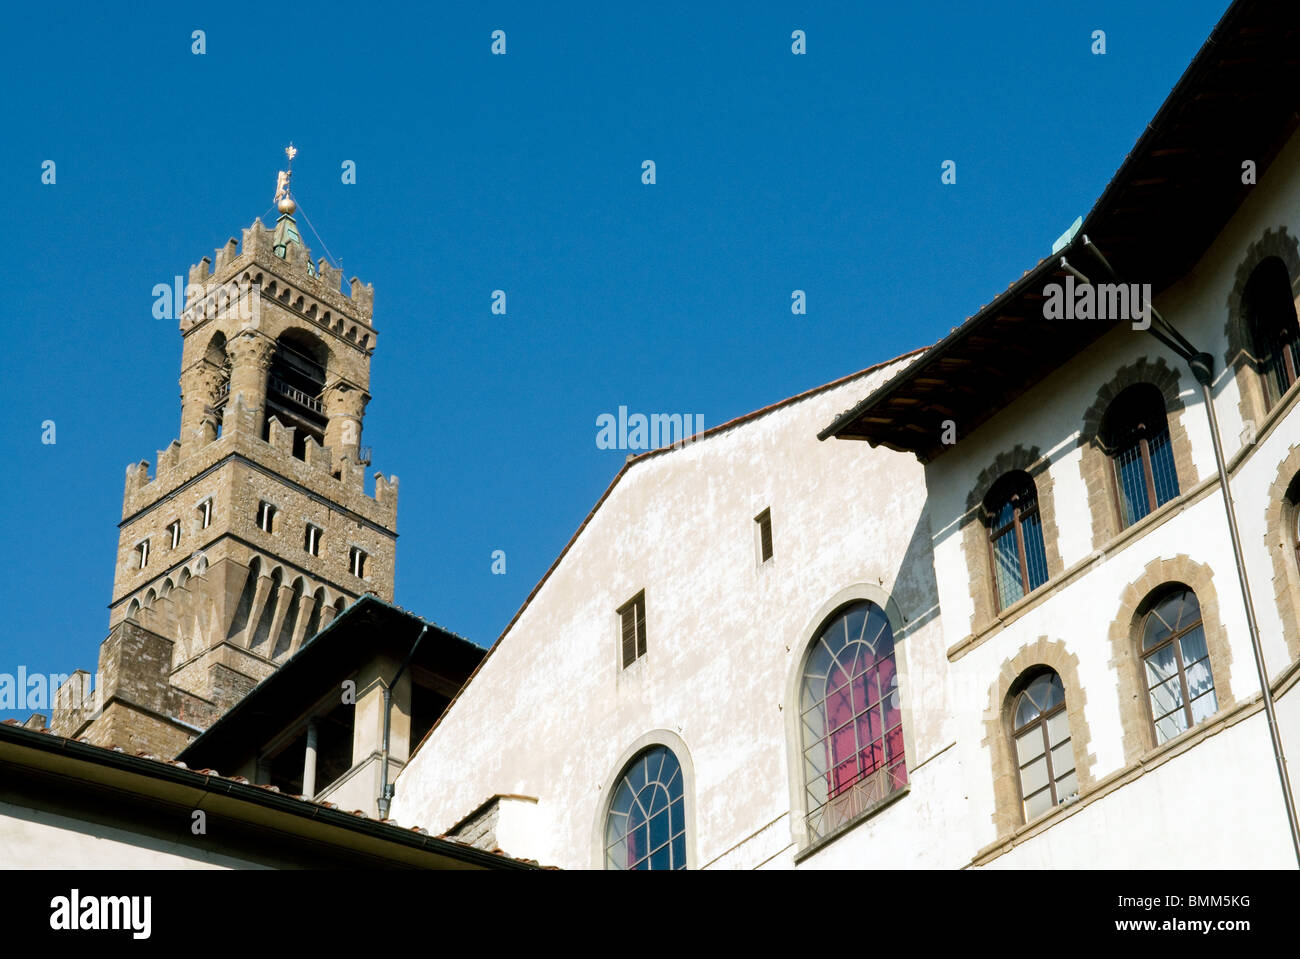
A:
[1106,385,1180,527]
[1141,588,1215,745]
[1115,443,1150,526]
[1011,669,1075,822]
[799,601,906,842]
[1021,513,1049,591]
[604,745,687,870]
[985,473,1050,612]
[1148,429,1180,508]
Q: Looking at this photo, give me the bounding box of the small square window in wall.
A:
[618,591,647,668]
[136,540,150,570]
[305,525,322,557]
[257,501,277,533]
[755,508,773,564]
[349,546,367,578]
[198,499,213,530]
[168,520,181,550]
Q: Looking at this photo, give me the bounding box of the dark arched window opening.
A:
[1101,384,1179,528]
[984,471,1049,611]
[265,331,328,459]
[1245,256,1300,408]
[205,332,230,440]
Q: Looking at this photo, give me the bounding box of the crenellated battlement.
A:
[121,401,398,528]
[184,216,376,338]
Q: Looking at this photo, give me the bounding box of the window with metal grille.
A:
[618,591,647,668]
[603,745,686,870]
[256,501,276,533]
[1141,587,1216,745]
[755,508,773,564]
[349,546,367,578]
[167,520,181,549]
[1101,384,1180,528]
[1011,670,1077,822]
[1245,256,1300,409]
[798,601,907,843]
[304,524,322,556]
[983,471,1049,612]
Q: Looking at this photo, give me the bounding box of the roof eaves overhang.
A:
[178,595,484,769]
[0,721,534,869]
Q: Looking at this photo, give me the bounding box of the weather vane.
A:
[274,142,297,214]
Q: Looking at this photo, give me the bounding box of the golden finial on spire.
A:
[274,142,297,215]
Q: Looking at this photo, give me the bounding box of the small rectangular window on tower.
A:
[167,520,181,550]
[257,501,277,533]
[136,540,150,570]
[305,524,322,557]
[755,508,773,564]
[198,499,213,530]
[349,547,367,578]
[618,591,647,668]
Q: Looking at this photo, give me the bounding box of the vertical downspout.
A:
[377,625,427,820]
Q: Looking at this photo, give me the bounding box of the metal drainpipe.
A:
[1068,238,1300,867]
[377,624,427,821]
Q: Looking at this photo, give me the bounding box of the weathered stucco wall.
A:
[392,358,949,869]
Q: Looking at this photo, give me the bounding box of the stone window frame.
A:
[783,583,915,854]
[256,499,277,533]
[1265,442,1300,663]
[1106,555,1236,766]
[960,446,1064,635]
[1077,357,1197,550]
[590,729,699,870]
[982,638,1096,839]
[1224,226,1300,431]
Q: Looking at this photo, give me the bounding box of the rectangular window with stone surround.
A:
[167,520,181,549]
[349,546,367,578]
[305,524,322,556]
[198,499,213,530]
[257,501,277,533]
[136,540,150,569]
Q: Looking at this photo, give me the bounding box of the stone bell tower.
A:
[53,151,399,757]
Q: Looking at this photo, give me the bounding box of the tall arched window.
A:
[1245,256,1300,408]
[799,601,906,842]
[604,745,686,870]
[984,471,1049,611]
[1141,586,1216,745]
[1010,670,1077,821]
[1101,384,1180,528]
[265,331,329,458]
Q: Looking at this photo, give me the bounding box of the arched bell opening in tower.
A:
[264,330,330,459]
[205,331,231,441]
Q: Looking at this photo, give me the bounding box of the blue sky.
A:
[0,0,1228,718]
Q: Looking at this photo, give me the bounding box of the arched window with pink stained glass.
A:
[799,600,907,842]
